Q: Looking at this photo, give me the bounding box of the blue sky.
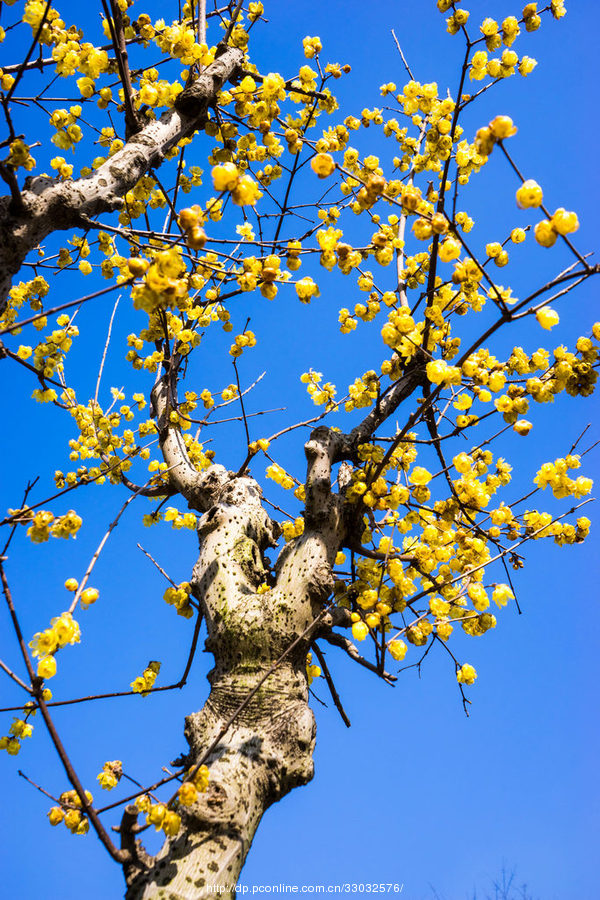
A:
[0,2,598,898]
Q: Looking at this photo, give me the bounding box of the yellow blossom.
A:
[516,179,543,209]
[536,307,559,329]
[457,663,477,685]
[311,153,336,178]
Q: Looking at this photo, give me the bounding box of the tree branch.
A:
[0,47,243,313]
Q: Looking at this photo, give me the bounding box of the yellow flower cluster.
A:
[474,115,517,160]
[1,275,49,332]
[130,250,188,317]
[163,582,194,618]
[49,106,83,150]
[534,208,579,248]
[178,764,210,805]
[154,20,215,66]
[306,652,322,684]
[178,206,207,251]
[345,369,379,412]
[388,639,408,661]
[266,464,296,491]
[248,438,271,455]
[7,139,36,171]
[229,329,257,358]
[303,36,322,59]
[281,517,304,542]
[0,716,34,756]
[295,276,320,302]
[163,507,197,531]
[456,663,477,685]
[47,790,93,836]
[17,507,81,543]
[426,359,462,386]
[534,456,592,499]
[131,660,161,696]
[136,794,181,837]
[212,163,262,206]
[96,760,122,791]
[300,370,337,408]
[28,611,80,683]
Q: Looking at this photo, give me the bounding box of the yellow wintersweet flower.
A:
[306,652,322,685]
[211,162,239,192]
[536,306,559,329]
[64,809,83,832]
[534,220,557,248]
[147,803,167,829]
[518,57,538,76]
[388,639,407,661]
[438,237,461,262]
[47,807,64,826]
[426,359,461,385]
[513,419,532,435]
[310,153,335,178]
[162,811,181,836]
[351,620,369,641]
[80,587,99,608]
[295,276,320,303]
[492,584,515,608]
[190,764,210,792]
[516,179,543,209]
[231,175,262,206]
[97,760,122,790]
[178,781,198,806]
[457,663,477,685]
[408,466,432,486]
[303,36,322,59]
[489,115,517,139]
[37,655,57,679]
[550,208,579,235]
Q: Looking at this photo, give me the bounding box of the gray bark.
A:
[125,406,345,898]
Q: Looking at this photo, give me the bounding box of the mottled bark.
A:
[125,422,345,899]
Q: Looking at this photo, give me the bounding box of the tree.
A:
[0,0,597,897]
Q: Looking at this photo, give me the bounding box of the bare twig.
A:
[391,29,415,81]
[0,279,134,336]
[320,631,397,684]
[0,657,32,692]
[311,643,351,727]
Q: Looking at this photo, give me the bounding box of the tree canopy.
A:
[0,1,598,897]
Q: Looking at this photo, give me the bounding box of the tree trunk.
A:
[125,430,343,898]
[125,663,315,900]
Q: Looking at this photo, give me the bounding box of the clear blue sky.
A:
[0,2,598,898]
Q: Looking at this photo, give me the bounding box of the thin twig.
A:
[68,477,164,615]
[320,631,397,684]
[102,0,140,137]
[136,543,178,587]
[18,770,60,804]
[0,279,134,335]
[311,643,351,727]
[0,657,32,692]
[94,296,120,408]
[391,29,415,81]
